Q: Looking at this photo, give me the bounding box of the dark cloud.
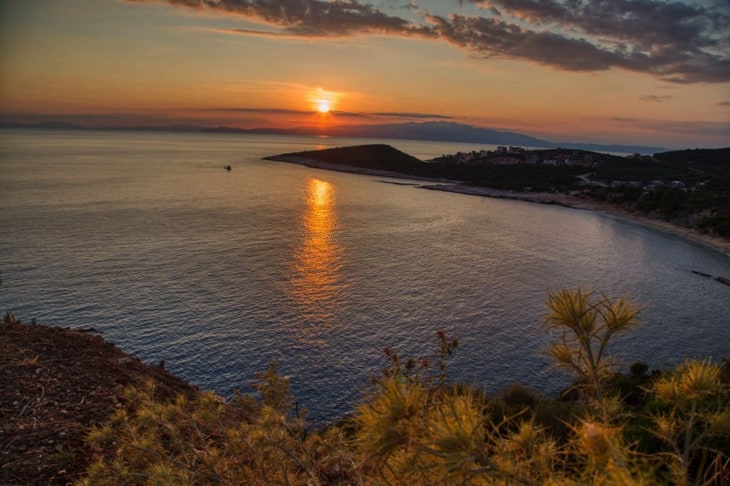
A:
[639,95,672,102]
[216,27,301,37]
[207,107,382,118]
[211,107,314,114]
[425,13,623,72]
[475,0,710,49]
[330,111,369,117]
[0,112,258,128]
[130,0,730,82]
[372,112,452,119]
[467,0,730,82]
[207,107,451,119]
[718,101,730,107]
[132,0,434,37]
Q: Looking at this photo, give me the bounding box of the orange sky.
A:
[1,0,728,148]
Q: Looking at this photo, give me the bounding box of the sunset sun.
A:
[308,88,340,116]
[317,99,331,114]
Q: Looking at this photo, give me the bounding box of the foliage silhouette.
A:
[80,291,729,485]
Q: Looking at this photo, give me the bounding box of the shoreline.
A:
[265,155,730,256]
[422,184,730,255]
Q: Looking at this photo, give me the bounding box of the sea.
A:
[1,128,728,423]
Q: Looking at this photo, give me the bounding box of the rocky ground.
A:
[0,317,198,485]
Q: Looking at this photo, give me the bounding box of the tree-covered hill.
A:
[269,144,730,239]
[272,144,425,173]
[588,148,730,237]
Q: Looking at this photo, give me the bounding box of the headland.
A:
[266,144,730,255]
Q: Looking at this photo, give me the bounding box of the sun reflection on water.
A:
[287,178,345,343]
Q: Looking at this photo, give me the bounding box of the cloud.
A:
[372,112,452,119]
[199,106,369,117]
[718,101,730,107]
[424,13,624,72]
[639,95,672,102]
[212,27,303,38]
[129,0,730,83]
[210,107,314,115]
[0,112,231,128]
[476,0,710,50]
[610,116,730,138]
[131,0,434,37]
[194,107,452,119]
[450,0,730,82]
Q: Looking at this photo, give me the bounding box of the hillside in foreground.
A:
[3,287,730,485]
[0,317,197,485]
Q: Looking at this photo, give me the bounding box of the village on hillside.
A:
[275,144,729,238]
[431,146,716,192]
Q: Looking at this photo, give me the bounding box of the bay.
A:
[1,128,728,422]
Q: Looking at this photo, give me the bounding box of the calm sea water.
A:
[1,129,728,422]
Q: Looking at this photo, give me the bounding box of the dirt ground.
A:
[0,318,198,485]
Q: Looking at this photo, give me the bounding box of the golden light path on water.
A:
[2,131,730,422]
[287,178,346,344]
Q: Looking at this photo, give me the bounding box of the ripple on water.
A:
[1,130,729,421]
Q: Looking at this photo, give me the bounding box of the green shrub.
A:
[78,291,728,485]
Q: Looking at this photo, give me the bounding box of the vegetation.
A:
[81,363,355,485]
[544,289,640,423]
[273,145,730,238]
[459,165,584,192]
[274,144,425,173]
[583,149,730,237]
[78,289,729,485]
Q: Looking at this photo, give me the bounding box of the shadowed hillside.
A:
[5,294,728,485]
[270,144,426,173]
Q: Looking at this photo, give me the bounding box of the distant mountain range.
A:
[292,121,667,154]
[0,120,667,154]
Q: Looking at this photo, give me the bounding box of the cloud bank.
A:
[130,0,730,83]
[610,116,730,138]
[639,95,672,102]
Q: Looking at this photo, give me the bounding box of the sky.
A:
[1,0,729,148]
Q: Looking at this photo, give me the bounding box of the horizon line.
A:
[0,119,705,154]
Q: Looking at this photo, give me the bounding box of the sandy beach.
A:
[266,155,730,256]
[422,184,730,256]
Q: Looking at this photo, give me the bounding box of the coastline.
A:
[263,154,451,182]
[265,155,730,256]
[422,184,730,256]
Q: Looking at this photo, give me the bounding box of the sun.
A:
[308,88,339,115]
[317,99,331,114]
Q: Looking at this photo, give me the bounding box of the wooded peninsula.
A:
[266,144,730,252]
